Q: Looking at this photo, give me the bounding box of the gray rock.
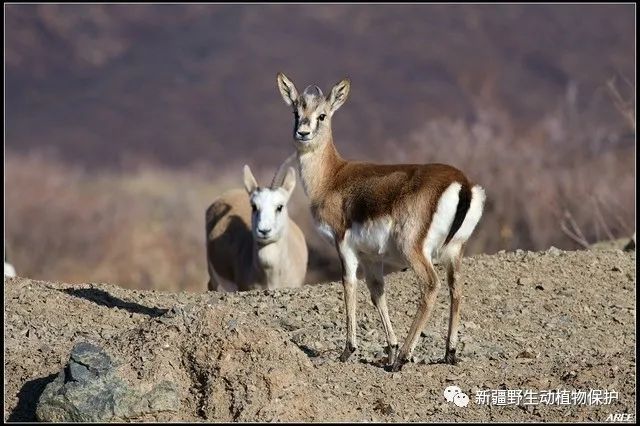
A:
[623,232,635,251]
[547,246,563,256]
[36,342,178,422]
[68,342,113,382]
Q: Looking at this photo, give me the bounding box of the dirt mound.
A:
[4,247,636,422]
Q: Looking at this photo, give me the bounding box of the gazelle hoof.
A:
[444,349,457,365]
[339,343,356,362]
[386,344,399,366]
[388,356,408,372]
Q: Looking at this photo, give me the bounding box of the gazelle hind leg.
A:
[337,239,360,362]
[443,242,465,364]
[391,249,440,372]
[362,260,398,366]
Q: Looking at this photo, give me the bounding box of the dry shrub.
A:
[4,152,338,291]
[4,86,635,291]
[4,152,236,292]
[386,84,634,253]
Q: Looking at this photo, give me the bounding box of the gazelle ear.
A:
[327,78,350,114]
[243,165,258,194]
[277,72,299,107]
[281,167,296,197]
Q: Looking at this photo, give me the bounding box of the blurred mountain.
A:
[4,4,635,170]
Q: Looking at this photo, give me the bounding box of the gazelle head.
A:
[243,164,297,245]
[277,72,350,150]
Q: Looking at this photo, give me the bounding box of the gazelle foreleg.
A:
[362,259,399,366]
[337,238,360,362]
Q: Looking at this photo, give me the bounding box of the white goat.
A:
[206,164,308,292]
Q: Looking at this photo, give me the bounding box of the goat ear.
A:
[281,167,296,197]
[277,72,299,107]
[327,78,350,114]
[243,165,258,194]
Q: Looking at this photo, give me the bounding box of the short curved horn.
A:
[270,152,298,189]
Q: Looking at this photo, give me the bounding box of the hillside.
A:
[4,247,635,422]
[5,4,634,169]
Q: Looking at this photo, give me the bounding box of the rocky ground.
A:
[4,247,636,422]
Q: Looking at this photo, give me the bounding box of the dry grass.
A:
[385,86,635,254]
[5,153,229,292]
[4,88,635,292]
[3,152,340,292]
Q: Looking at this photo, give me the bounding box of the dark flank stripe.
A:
[444,183,472,245]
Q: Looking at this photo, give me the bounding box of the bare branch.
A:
[606,77,636,132]
[560,209,590,249]
[592,196,615,241]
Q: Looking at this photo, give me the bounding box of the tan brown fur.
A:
[277,72,485,371]
[301,140,472,244]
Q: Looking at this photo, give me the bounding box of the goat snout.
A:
[257,228,271,237]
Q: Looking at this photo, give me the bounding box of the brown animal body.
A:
[276,73,486,371]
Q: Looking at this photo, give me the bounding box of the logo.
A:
[605,413,633,422]
[444,385,470,408]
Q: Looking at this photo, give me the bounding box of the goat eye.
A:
[276,205,283,213]
[318,114,326,121]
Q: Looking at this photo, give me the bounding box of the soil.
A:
[4,247,636,422]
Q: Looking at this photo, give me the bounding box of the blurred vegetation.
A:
[5,84,634,291]
[3,4,635,291]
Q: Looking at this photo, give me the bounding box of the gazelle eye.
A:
[251,204,257,212]
[318,114,326,121]
[276,205,283,213]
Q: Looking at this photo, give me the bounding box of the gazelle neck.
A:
[295,134,344,202]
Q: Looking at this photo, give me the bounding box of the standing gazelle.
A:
[206,164,308,292]
[276,73,486,371]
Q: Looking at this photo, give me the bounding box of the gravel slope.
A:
[4,247,636,422]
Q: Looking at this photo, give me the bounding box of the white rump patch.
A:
[424,184,486,261]
[423,182,462,261]
[449,185,486,243]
